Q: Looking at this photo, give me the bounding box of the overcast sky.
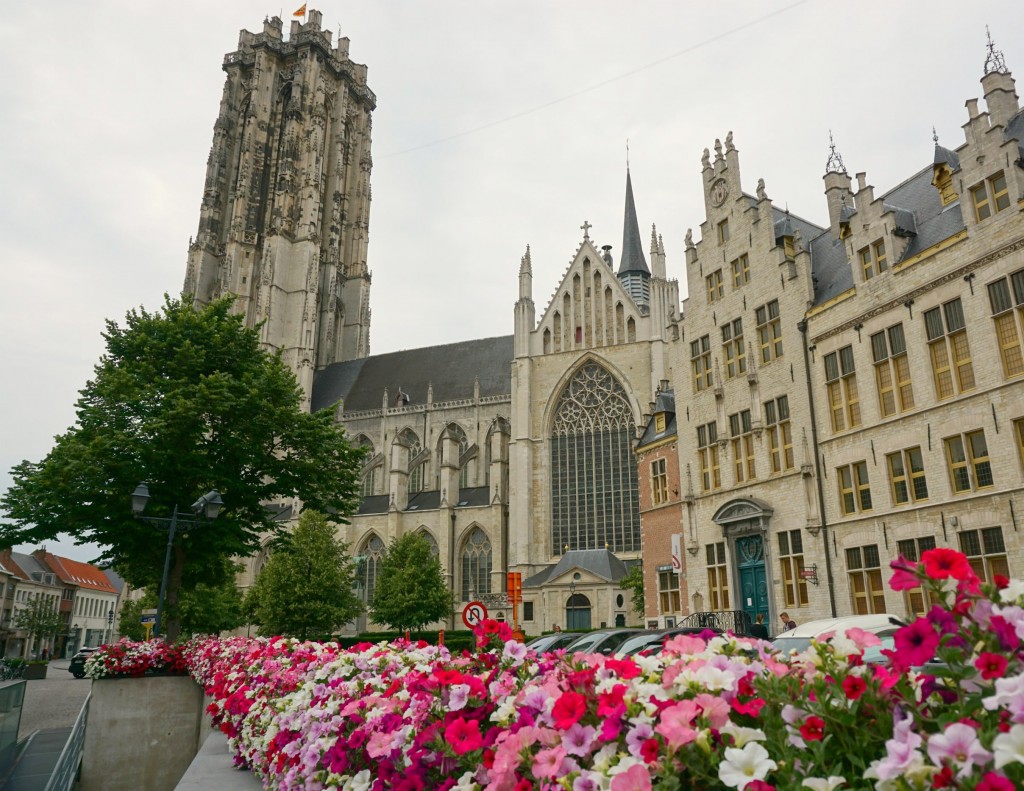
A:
[2,0,1022,564]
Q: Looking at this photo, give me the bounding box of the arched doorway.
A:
[712,499,774,629]
[565,594,591,630]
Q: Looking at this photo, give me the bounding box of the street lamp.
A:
[131,482,223,640]
[568,581,576,630]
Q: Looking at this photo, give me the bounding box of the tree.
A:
[117,596,152,642]
[14,593,64,658]
[244,510,363,640]
[1,296,365,643]
[370,532,453,632]
[177,562,245,636]
[620,564,645,619]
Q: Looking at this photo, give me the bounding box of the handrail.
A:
[43,692,90,791]
[677,610,753,636]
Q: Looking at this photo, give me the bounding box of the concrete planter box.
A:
[79,675,205,791]
[22,663,47,680]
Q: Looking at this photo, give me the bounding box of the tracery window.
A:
[358,535,385,605]
[460,527,492,602]
[550,363,640,554]
[417,529,439,557]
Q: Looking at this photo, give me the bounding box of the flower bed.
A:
[84,636,188,678]
[107,549,1024,788]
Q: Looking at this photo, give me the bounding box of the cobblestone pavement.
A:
[17,659,92,740]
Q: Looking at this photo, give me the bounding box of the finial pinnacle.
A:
[825,130,846,174]
[984,26,1008,74]
[932,125,939,144]
[626,138,630,170]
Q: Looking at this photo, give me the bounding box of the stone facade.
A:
[186,14,1024,637]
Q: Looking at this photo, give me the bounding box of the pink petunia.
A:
[532,745,569,779]
[891,618,940,670]
[695,693,732,729]
[921,548,975,582]
[888,556,921,591]
[926,722,992,778]
[610,763,653,791]
[444,717,483,755]
[656,700,700,747]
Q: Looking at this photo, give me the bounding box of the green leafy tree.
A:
[178,562,245,636]
[620,564,645,619]
[1,296,365,643]
[244,510,363,640]
[14,593,65,659]
[370,532,453,632]
[117,596,153,642]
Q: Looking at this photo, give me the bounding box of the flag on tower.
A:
[293,4,307,17]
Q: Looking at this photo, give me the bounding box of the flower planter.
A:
[22,663,47,680]
[78,674,204,791]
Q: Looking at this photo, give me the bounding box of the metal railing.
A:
[43,693,90,791]
[677,610,753,636]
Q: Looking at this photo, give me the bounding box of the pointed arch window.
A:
[417,529,439,557]
[550,362,640,554]
[358,535,385,605]
[460,528,492,602]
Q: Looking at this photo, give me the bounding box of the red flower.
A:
[975,652,1008,680]
[640,737,660,764]
[597,685,627,717]
[604,658,641,679]
[443,717,483,755]
[730,697,765,717]
[976,773,1015,791]
[747,781,775,791]
[994,574,1010,589]
[799,715,825,742]
[921,548,975,582]
[888,556,921,591]
[842,675,867,701]
[551,690,588,730]
[891,618,940,670]
[513,780,533,791]
[932,765,955,788]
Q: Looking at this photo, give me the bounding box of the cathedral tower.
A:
[183,10,375,407]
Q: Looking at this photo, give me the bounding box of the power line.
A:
[380,0,812,159]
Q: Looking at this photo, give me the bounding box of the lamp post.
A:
[131,483,223,640]
[568,581,576,630]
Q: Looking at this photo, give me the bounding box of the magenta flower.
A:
[891,618,939,669]
[551,690,588,730]
[888,556,920,591]
[443,717,483,755]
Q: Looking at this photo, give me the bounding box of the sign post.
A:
[141,612,156,641]
[506,572,524,641]
[461,601,488,629]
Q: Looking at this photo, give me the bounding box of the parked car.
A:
[771,614,903,656]
[617,626,724,657]
[526,632,581,653]
[68,646,99,679]
[563,629,644,656]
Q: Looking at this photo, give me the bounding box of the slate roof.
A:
[617,169,650,276]
[357,495,390,515]
[311,335,514,413]
[637,389,677,448]
[523,549,630,588]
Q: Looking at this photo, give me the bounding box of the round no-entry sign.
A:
[461,601,488,629]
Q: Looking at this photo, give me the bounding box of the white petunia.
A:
[718,742,777,789]
[802,777,847,790]
[720,724,767,748]
[993,723,1024,769]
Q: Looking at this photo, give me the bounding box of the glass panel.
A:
[924,307,944,340]
[989,280,1013,314]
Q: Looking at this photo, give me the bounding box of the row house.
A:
[640,41,1024,635]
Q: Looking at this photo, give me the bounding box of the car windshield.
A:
[618,633,663,655]
[772,636,814,654]
[565,633,605,653]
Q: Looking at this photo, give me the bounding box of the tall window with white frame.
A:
[895,536,937,617]
[987,268,1024,379]
[764,396,794,473]
[778,529,809,608]
[729,410,756,484]
[755,299,782,363]
[658,569,681,615]
[958,527,1010,584]
[824,346,860,432]
[846,544,886,615]
[650,458,668,506]
[837,461,872,516]
[887,447,928,506]
[722,318,745,379]
[706,542,730,610]
[697,422,721,492]
[871,324,913,417]
[944,430,993,494]
[924,299,975,399]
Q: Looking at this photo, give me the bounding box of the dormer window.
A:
[717,219,730,244]
[859,239,888,280]
[655,413,666,433]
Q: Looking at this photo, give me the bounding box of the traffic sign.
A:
[461,601,488,629]
[140,615,156,625]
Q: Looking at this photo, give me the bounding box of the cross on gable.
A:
[580,220,592,241]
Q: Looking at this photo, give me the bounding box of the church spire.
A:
[618,168,650,277]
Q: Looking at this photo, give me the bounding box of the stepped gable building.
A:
[187,12,1024,636]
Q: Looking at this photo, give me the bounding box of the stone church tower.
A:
[183,10,375,407]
